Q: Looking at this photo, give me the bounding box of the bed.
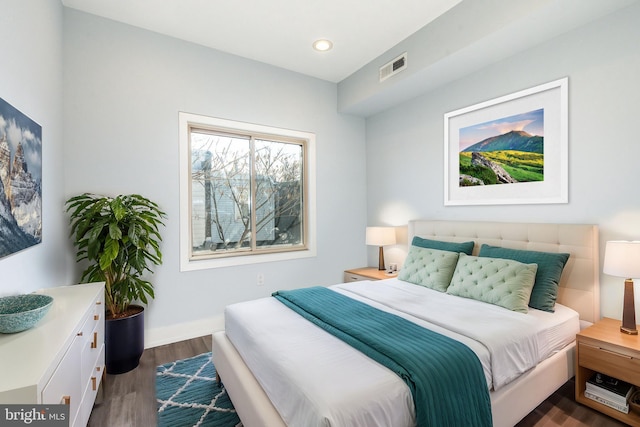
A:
[212,219,600,427]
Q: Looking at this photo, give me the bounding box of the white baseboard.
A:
[145,314,225,348]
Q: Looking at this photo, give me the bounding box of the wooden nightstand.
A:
[575,317,640,425]
[344,267,397,282]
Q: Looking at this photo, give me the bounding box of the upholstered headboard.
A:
[407,220,600,323]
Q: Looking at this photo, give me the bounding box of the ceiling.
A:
[61,0,462,83]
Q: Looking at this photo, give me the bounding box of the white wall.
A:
[62,10,367,346]
[0,1,71,296]
[365,3,640,320]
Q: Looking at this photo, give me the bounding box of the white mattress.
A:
[224,279,579,427]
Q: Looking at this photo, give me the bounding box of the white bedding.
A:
[224,278,579,427]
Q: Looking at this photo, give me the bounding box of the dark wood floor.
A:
[88,335,623,427]
[88,335,212,427]
[516,379,623,426]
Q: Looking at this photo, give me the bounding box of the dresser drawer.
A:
[579,341,640,385]
[42,337,82,426]
[78,346,105,427]
[80,313,103,387]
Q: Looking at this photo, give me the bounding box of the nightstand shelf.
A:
[344,267,397,282]
[575,317,640,426]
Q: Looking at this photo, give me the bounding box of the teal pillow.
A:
[411,236,474,255]
[398,246,459,292]
[478,244,570,312]
[447,254,538,313]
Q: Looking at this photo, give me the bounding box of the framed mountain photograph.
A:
[444,78,568,206]
[0,97,42,259]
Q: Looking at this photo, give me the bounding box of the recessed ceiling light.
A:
[312,39,333,52]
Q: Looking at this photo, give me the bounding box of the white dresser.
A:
[0,282,105,427]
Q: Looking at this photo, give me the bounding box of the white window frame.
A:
[179,112,317,271]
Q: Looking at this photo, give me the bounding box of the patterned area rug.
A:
[156,352,242,427]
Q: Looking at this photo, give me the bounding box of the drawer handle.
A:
[77,332,83,337]
[91,331,98,349]
[96,301,102,305]
[92,377,97,391]
[94,314,99,320]
[62,396,70,405]
[599,347,633,359]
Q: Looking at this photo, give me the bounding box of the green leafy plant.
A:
[65,193,166,318]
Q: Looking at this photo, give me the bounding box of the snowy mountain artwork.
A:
[0,97,42,259]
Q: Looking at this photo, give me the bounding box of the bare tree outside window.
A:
[255,139,303,248]
[190,129,304,259]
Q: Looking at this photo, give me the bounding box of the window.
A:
[179,113,316,270]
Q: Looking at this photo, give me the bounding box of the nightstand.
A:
[344,267,397,282]
[575,317,640,425]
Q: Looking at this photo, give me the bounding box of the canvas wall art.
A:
[0,97,42,259]
[444,78,568,206]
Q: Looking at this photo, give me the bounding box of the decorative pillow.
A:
[411,236,474,255]
[398,246,459,292]
[447,253,538,313]
[478,244,570,313]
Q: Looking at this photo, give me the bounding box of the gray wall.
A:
[365,3,640,320]
[0,1,71,296]
[62,10,367,345]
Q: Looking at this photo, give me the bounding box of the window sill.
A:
[180,246,316,271]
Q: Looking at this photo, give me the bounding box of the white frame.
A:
[444,78,568,206]
[178,112,317,271]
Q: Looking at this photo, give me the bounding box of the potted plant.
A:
[65,193,166,374]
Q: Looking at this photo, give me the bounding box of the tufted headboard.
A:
[408,220,600,323]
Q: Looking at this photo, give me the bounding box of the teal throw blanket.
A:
[273,287,492,427]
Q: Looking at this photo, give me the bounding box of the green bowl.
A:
[0,294,54,333]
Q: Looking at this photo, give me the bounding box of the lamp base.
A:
[377,246,385,271]
[620,326,638,335]
[621,278,638,335]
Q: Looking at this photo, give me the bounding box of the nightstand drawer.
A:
[579,342,640,385]
[344,268,397,282]
[344,272,369,282]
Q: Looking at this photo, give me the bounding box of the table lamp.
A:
[603,240,640,335]
[366,227,396,271]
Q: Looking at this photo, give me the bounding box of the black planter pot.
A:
[105,305,145,374]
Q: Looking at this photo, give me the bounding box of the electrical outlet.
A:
[257,273,265,286]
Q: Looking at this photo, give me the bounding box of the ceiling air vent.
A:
[379,52,407,82]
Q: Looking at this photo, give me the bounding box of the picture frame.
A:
[444,78,568,206]
[0,96,42,259]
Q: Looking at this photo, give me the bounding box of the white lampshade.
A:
[366,227,396,246]
[603,241,640,279]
